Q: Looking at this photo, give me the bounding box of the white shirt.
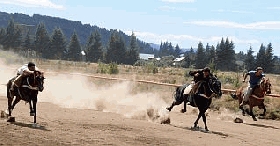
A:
[17,64,39,75]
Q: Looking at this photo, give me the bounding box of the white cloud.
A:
[184,21,280,30]
[212,9,254,14]
[123,30,259,48]
[267,6,280,10]
[161,0,195,3]
[158,6,196,12]
[0,0,65,10]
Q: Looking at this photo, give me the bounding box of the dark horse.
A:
[6,71,45,124]
[167,77,222,131]
[231,78,271,121]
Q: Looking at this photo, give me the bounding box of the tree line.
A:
[0,19,140,65]
[0,19,279,73]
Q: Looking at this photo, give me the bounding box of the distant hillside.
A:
[0,11,155,54]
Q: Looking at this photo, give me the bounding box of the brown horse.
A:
[231,78,271,121]
[6,71,45,124]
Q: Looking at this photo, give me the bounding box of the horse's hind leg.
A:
[166,100,181,112]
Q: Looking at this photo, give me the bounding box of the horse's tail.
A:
[7,79,12,99]
[230,86,244,100]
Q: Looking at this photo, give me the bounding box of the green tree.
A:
[126,32,139,65]
[2,19,22,50]
[256,43,266,69]
[265,43,274,73]
[208,45,216,68]
[34,22,50,58]
[174,44,181,58]
[216,37,236,71]
[86,30,103,62]
[67,31,82,61]
[49,27,67,60]
[195,42,206,69]
[0,28,6,45]
[244,46,255,70]
[105,30,126,64]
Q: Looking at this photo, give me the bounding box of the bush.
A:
[108,62,119,74]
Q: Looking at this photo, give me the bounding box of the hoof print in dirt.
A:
[234,117,243,123]
[160,117,170,124]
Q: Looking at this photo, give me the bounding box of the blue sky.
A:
[0,0,280,56]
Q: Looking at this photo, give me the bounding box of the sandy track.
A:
[1,95,280,146]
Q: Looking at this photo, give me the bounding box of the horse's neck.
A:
[252,86,265,97]
[22,75,35,86]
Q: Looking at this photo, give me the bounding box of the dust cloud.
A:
[38,72,170,124]
[0,57,170,123]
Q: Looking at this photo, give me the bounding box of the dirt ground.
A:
[0,65,280,146]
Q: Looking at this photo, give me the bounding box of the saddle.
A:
[174,84,188,104]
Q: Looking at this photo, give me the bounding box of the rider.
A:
[10,62,40,91]
[240,67,265,107]
[188,67,214,104]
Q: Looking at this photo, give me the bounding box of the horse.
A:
[6,71,45,124]
[231,78,271,121]
[167,77,222,131]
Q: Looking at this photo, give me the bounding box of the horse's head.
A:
[260,78,271,94]
[210,76,222,98]
[35,71,45,92]
[26,71,45,92]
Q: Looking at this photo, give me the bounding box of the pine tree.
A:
[244,46,255,70]
[265,43,274,73]
[67,31,82,61]
[86,30,103,62]
[126,32,139,65]
[22,30,32,52]
[0,28,6,45]
[49,28,67,60]
[174,44,181,58]
[195,42,206,69]
[2,19,22,50]
[105,30,126,64]
[34,22,50,58]
[256,44,266,70]
[209,45,216,68]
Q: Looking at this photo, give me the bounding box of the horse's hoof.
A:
[180,109,186,113]
[7,116,15,122]
[253,118,257,121]
[191,126,199,131]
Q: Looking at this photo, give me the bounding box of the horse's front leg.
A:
[249,106,257,121]
[193,111,203,129]
[201,110,208,131]
[259,103,266,117]
[30,97,38,124]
